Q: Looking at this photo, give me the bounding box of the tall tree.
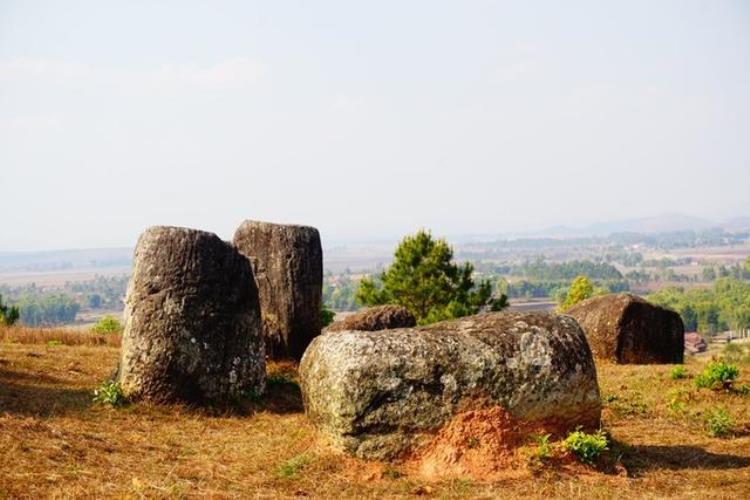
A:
[559,275,595,311]
[0,294,20,326]
[357,230,507,324]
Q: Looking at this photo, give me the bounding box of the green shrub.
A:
[320,305,336,328]
[93,380,126,406]
[90,316,123,335]
[275,453,313,478]
[534,433,553,460]
[695,361,739,390]
[669,366,687,380]
[563,429,608,464]
[705,408,734,438]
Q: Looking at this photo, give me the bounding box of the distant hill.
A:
[534,214,742,238]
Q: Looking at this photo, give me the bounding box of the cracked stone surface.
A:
[299,312,601,460]
[233,220,322,361]
[118,226,266,403]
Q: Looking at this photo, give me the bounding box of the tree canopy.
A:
[559,275,596,311]
[0,294,20,326]
[356,230,507,325]
[650,277,750,334]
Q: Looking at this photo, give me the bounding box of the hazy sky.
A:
[1,1,749,250]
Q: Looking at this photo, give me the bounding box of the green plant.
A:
[669,366,687,380]
[0,294,20,326]
[534,433,553,460]
[93,380,126,406]
[275,453,313,479]
[46,340,62,347]
[90,315,123,335]
[320,305,336,328]
[563,429,608,464]
[705,408,734,438]
[356,229,507,325]
[601,394,618,404]
[558,276,595,311]
[695,361,739,390]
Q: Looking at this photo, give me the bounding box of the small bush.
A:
[46,340,62,347]
[601,394,618,404]
[275,453,313,479]
[320,305,336,328]
[563,429,608,464]
[705,408,734,438]
[534,433,553,460]
[93,380,126,406]
[695,361,739,390]
[669,366,687,380]
[91,316,123,335]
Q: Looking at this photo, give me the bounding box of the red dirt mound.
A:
[407,407,526,480]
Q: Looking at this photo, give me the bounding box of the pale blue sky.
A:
[1,1,749,250]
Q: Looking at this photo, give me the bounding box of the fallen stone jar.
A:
[300,312,601,460]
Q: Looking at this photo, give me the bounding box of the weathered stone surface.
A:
[118,226,266,403]
[300,312,601,460]
[566,293,684,364]
[233,220,323,360]
[325,305,416,333]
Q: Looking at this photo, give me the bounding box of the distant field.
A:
[1,329,748,498]
[0,266,131,287]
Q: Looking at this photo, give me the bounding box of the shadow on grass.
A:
[0,367,68,386]
[175,375,305,418]
[622,444,750,474]
[0,379,93,417]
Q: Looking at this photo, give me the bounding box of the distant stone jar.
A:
[118,226,266,403]
[566,293,684,364]
[233,220,323,361]
[325,305,416,332]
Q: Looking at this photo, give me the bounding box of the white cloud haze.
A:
[0,0,748,250]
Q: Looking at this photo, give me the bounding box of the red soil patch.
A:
[406,406,528,481]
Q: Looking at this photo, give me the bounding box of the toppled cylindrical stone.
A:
[300,312,601,460]
[325,305,416,333]
[566,293,685,364]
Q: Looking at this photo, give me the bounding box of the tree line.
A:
[649,277,750,334]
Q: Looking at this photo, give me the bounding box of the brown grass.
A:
[0,325,121,347]
[1,329,749,498]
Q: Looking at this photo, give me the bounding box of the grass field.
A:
[1,328,749,498]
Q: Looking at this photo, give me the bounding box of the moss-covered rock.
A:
[300,312,601,460]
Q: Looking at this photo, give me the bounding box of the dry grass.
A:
[0,325,121,347]
[1,329,749,498]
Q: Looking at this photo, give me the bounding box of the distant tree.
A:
[559,276,595,311]
[0,294,20,326]
[88,294,102,309]
[90,315,123,334]
[356,230,508,325]
[320,304,336,328]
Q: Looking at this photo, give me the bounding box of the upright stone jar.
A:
[233,220,323,360]
[118,226,266,403]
